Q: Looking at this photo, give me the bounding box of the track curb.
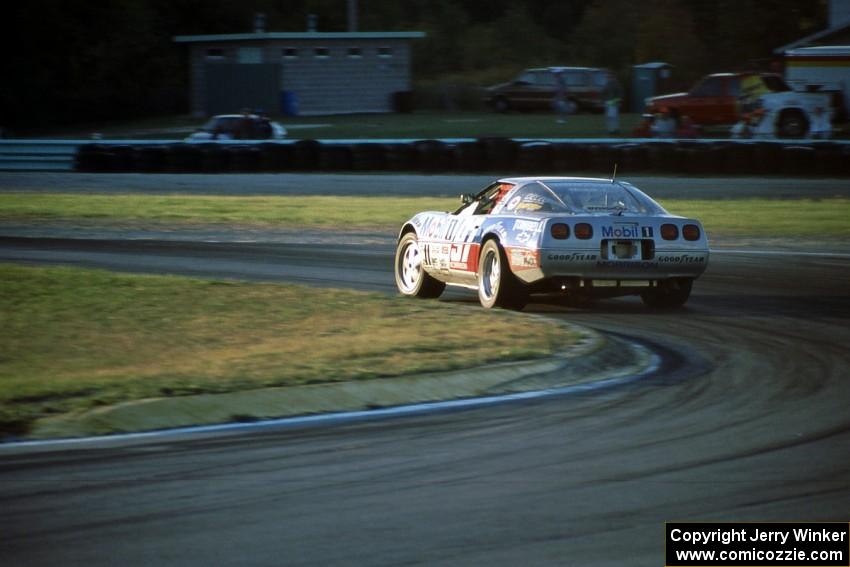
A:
[18,320,656,444]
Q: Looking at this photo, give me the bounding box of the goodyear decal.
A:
[547,252,598,262]
[656,254,706,264]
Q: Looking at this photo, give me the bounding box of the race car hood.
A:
[484,82,513,94]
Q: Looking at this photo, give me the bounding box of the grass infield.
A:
[0,264,576,437]
[1,193,849,238]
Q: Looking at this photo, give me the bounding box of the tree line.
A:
[1,0,827,131]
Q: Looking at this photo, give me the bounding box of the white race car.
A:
[185,114,286,142]
[395,177,709,310]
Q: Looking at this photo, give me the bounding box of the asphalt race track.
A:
[1,175,849,566]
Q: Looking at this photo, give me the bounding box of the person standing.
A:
[676,115,700,138]
[552,71,571,124]
[632,113,656,137]
[731,113,753,139]
[808,106,832,139]
[652,108,677,138]
[603,72,622,134]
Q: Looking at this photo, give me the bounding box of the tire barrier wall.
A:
[74,139,850,177]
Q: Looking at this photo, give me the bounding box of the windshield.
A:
[542,181,667,215]
[201,117,239,132]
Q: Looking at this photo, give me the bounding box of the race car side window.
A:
[453,182,501,215]
[455,182,516,215]
[473,184,505,215]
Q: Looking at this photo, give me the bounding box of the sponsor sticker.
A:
[509,248,539,270]
[657,254,706,264]
[491,222,508,240]
[547,253,598,262]
[513,219,542,232]
[602,224,641,239]
[424,242,478,271]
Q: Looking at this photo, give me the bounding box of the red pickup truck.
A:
[644,72,823,137]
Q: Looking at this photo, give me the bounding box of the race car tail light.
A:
[660,223,679,240]
[574,223,593,240]
[683,224,701,241]
[550,223,570,239]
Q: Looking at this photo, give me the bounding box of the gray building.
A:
[173,30,425,117]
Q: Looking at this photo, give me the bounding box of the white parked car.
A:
[185,114,286,142]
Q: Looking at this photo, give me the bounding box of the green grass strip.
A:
[0,193,452,230]
[1,193,849,238]
[659,199,850,238]
[0,264,576,437]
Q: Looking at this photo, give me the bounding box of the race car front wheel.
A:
[477,240,528,310]
[395,232,445,299]
[778,109,808,138]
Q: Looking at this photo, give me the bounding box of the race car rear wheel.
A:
[477,240,528,310]
[395,232,445,299]
[641,278,693,309]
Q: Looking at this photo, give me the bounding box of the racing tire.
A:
[777,110,808,139]
[395,232,445,299]
[477,240,529,310]
[641,278,693,309]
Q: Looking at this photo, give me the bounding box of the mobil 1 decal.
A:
[444,217,479,243]
[601,223,653,239]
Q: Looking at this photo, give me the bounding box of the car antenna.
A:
[611,163,618,183]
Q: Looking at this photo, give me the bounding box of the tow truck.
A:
[645,72,832,138]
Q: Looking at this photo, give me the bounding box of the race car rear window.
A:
[544,181,662,214]
[502,183,569,213]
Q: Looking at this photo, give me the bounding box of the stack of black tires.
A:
[75,139,850,177]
